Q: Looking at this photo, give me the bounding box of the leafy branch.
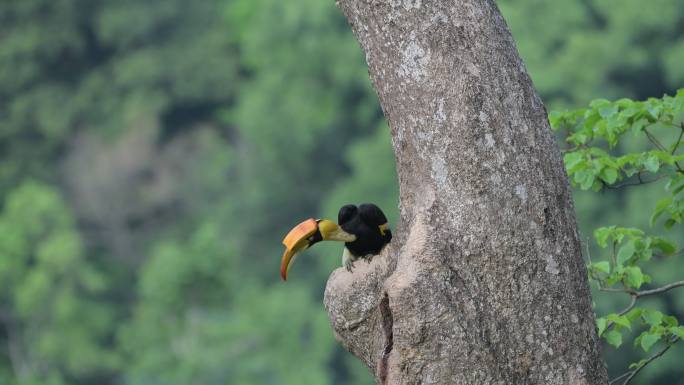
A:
[609,337,680,385]
[599,280,684,296]
[552,89,684,384]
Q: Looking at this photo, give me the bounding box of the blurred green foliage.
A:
[0,181,118,385]
[0,1,682,385]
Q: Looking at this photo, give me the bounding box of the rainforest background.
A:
[0,1,683,384]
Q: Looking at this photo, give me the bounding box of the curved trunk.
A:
[323,1,608,384]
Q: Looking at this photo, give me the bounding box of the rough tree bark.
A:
[323,1,609,384]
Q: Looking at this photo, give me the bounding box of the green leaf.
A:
[590,98,612,109]
[652,237,677,255]
[631,118,648,135]
[650,198,672,226]
[616,98,635,109]
[665,218,678,230]
[643,155,660,173]
[640,332,661,352]
[591,261,610,274]
[599,105,618,118]
[564,152,584,172]
[663,315,678,327]
[604,330,623,348]
[549,111,563,129]
[596,317,607,336]
[643,310,664,326]
[594,227,613,248]
[624,266,645,289]
[647,103,662,119]
[568,132,589,145]
[672,326,684,339]
[625,308,643,321]
[654,151,674,165]
[616,240,636,265]
[600,167,618,184]
[606,314,631,330]
[579,171,596,190]
[667,176,684,195]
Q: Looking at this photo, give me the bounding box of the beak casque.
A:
[280,218,318,281]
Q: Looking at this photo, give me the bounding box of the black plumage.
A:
[338,203,392,257]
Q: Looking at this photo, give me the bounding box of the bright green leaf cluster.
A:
[596,308,682,352]
[651,173,684,228]
[552,89,684,193]
[551,90,684,148]
[631,309,681,353]
[589,226,676,289]
[557,92,684,377]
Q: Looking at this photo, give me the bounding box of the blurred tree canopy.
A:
[0,1,682,385]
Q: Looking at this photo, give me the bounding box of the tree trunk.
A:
[323,1,608,384]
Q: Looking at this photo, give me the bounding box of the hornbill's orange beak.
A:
[280,218,355,281]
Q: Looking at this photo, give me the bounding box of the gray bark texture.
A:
[323,1,609,384]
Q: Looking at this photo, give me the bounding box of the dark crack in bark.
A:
[377,293,394,385]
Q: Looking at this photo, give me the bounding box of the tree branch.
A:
[671,123,683,155]
[599,280,684,298]
[637,280,684,297]
[644,128,667,152]
[601,281,684,331]
[610,336,680,385]
[605,172,667,189]
[644,127,684,173]
[605,294,637,332]
[673,123,684,173]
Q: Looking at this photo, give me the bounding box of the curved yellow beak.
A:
[280,242,309,281]
[280,219,318,281]
[279,218,357,281]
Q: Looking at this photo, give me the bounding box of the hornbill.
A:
[279,203,392,281]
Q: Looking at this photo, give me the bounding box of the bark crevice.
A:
[377,292,393,385]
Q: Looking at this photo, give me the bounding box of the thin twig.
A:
[671,123,684,155]
[637,280,684,297]
[617,295,637,317]
[585,236,593,264]
[599,287,634,294]
[601,280,684,331]
[620,337,680,385]
[605,173,668,189]
[644,128,668,152]
[605,295,637,332]
[600,280,684,298]
[673,123,684,172]
[608,370,632,385]
[643,126,684,172]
